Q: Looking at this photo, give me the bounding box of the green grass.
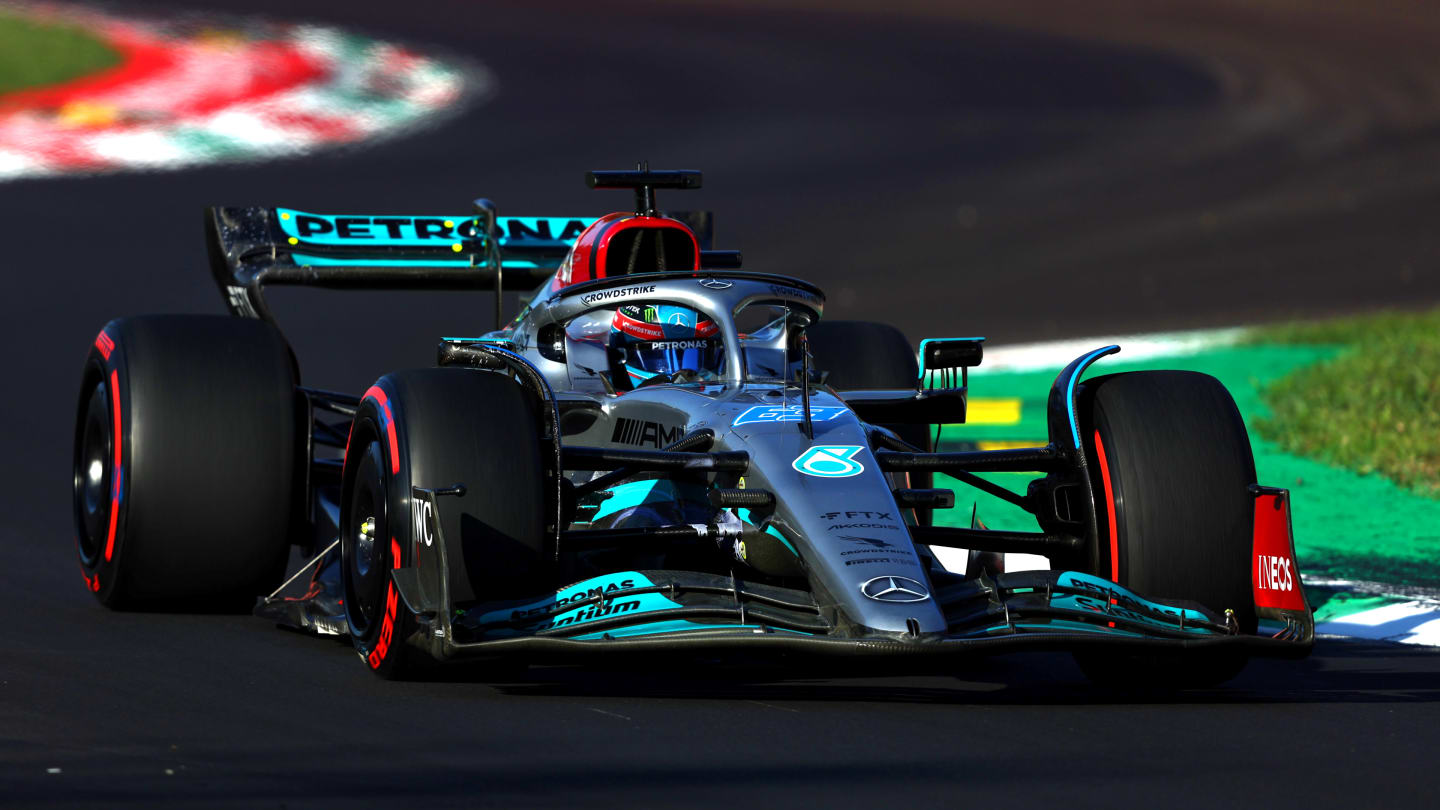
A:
[0,11,120,97]
[1249,307,1440,498]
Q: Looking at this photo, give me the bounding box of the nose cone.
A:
[723,394,946,637]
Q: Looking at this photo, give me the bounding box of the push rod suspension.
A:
[562,446,749,472]
[875,446,1064,473]
[909,526,1081,554]
[571,430,718,498]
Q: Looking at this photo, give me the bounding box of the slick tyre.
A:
[340,369,549,679]
[806,320,932,519]
[1075,371,1257,687]
[72,316,299,609]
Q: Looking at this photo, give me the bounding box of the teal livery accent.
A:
[917,336,985,378]
[1051,572,1216,634]
[764,525,797,556]
[572,621,815,640]
[731,508,799,557]
[474,572,683,638]
[590,479,707,523]
[792,445,865,478]
[1010,621,1144,637]
[732,405,848,426]
[953,619,1144,639]
[949,573,1218,639]
[290,253,540,268]
[1063,345,1120,448]
[276,209,596,247]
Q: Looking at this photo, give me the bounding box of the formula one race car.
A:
[72,168,1312,686]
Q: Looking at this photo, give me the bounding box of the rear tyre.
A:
[806,320,932,519]
[340,368,549,679]
[72,315,299,609]
[1074,371,1256,687]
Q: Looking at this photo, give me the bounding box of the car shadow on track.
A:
[478,639,1440,705]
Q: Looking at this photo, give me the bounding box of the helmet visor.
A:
[623,338,724,383]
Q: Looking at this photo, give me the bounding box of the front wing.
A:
[255,485,1312,667]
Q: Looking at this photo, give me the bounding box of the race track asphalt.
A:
[4,1,1439,806]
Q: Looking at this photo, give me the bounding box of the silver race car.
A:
[72,169,1312,686]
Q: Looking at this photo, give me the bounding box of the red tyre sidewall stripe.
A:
[1093,429,1119,583]
[366,538,404,669]
[104,368,123,562]
[362,385,400,474]
[359,386,404,669]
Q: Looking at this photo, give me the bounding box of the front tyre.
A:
[340,369,550,679]
[1075,371,1257,687]
[343,436,409,674]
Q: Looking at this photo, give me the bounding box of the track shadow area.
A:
[491,638,1440,706]
[4,637,1436,809]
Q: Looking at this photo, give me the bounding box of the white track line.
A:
[1316,602,1440,646]
[977,328,1246,372]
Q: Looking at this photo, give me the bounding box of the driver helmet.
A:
[609,303,723,388]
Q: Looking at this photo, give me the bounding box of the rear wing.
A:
[205,203,715,324]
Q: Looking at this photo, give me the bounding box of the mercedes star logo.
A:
[699,277,733,290]
[859,575,930,603]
